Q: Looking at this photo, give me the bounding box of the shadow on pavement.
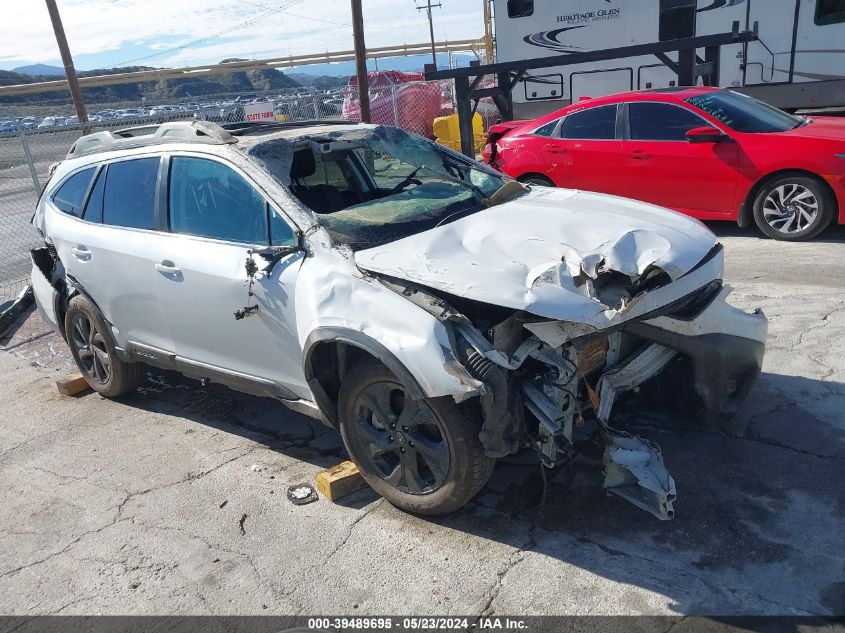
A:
[115,365,845,616]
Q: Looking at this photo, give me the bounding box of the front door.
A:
[621,101,740,217]
[153,154,309,399]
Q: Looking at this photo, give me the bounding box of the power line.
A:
[114,0,307,67]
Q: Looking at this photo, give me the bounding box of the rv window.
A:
[816,0,845,25]
[659,0,696,41]
[559,106,617,140]
[507,0,534,18]
[629,103,706,141]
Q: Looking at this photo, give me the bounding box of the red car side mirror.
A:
[686,126,726,143]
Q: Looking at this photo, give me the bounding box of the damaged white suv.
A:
[31,120,767,520]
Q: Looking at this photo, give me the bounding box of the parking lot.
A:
[0,223,842,617]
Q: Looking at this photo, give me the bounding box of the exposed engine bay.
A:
[375,248,766,521]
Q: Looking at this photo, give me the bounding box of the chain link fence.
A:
[0,76,501,310]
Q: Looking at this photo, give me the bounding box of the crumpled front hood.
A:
[354,187,718,324]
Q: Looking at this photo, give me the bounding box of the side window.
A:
[560,106,617,140]
[629,102,706,141]
[102,157,160,230]
[169,156,268,245]
[816,0,845,25]
[269,206,296,246]
[533,119,560,137]
[82,168,105,223]
[52,167,95,217]
[659,0,695,41]
[507,0,533,18]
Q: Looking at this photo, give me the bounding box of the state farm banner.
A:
[244,102,275,122]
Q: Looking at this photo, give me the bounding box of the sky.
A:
[0,0,485,72]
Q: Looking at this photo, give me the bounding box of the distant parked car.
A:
[484,87,845,241]
[37,117,64,129]
[0,120,20,134]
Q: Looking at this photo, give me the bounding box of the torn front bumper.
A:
[630,285,768,419]
[596,286,767,520]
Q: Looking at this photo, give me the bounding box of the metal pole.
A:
[44,0,90,132]
[351,0,371,123]
[454,76,475,157]
[19,131,40,192]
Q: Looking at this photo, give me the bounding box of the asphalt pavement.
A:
[0,224,843,616]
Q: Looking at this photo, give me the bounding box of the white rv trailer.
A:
[493,0,845,118]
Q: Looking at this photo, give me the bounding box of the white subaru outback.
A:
[31,120,767,520]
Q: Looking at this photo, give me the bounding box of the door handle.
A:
[630,150,652,160]
[155,261,182,275]
[543,144,567,154]
[71,246,91,261]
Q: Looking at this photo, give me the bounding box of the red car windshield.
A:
[685,91,802,133]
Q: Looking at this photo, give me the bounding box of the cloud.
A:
[0,0,483,70]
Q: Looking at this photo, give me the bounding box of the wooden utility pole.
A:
[415,0,442,69]
[482,0,494,64]
[44,0,89,129]
[351,0,371,123]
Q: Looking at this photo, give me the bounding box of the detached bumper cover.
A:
[631,286,768,418]
[597,286,767,520]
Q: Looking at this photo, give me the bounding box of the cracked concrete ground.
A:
[0,225,843,616]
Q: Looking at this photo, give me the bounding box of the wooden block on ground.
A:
[56,374,91,396]
[316,460,367,502]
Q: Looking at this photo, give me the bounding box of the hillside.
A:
[12,64,65,76]
[0,61,300,109]
[288,73,349,90]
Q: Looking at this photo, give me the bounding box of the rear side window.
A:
[52,168,95,217]
[629,102,705,141]
[816,0,845,25]
[168,156,268,245]
[533,119,560,137]
[102,157,160,230]
[82,168,105,223]
[560,106,617,140]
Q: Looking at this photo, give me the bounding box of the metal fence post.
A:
[19,131,40,193]
[391,84,399,126]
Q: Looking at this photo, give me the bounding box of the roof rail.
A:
[67,120,237,159]
[221,120,353,136]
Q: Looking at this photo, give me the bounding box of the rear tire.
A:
[338,359,494,515]
[518,174,555,187]
[752,174,835,241]
[65,295,146,397]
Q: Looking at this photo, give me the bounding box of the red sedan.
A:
[484,87,845,241]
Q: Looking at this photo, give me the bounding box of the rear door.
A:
[47,155,174,352]
[539,104,626,195]
[621,101,740,216]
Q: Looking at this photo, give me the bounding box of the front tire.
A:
[65,295,146,397]
[752,174,835,241]
[338,359,494,515]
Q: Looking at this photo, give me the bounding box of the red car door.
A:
[541,104,627,196]
[621,101,740,218]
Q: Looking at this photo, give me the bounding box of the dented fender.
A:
[294,233,483,405]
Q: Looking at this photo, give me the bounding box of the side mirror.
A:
[686,126,726,143]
